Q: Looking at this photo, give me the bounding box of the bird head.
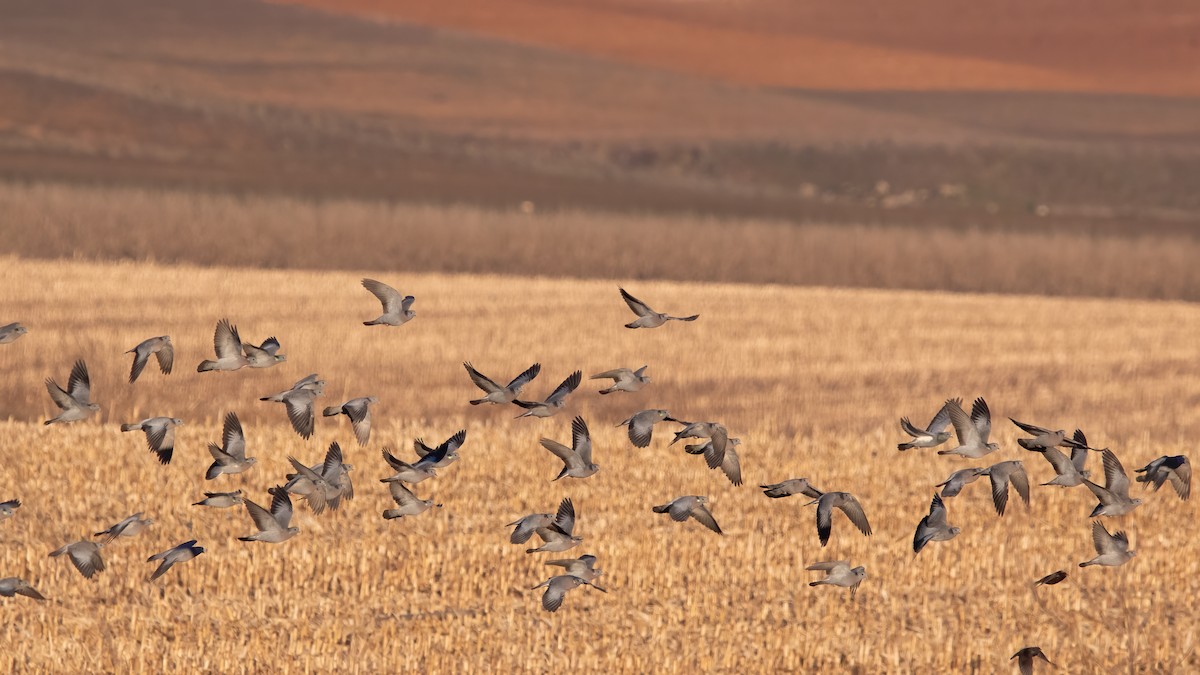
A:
[431,502,444,509]
[1132,498,1144,507]
[287,527,300,536]
[195,546,207,555]
[987,443,1001,452]
[172,418,184,426]
[14,326,28,335]
[275,355,288,363]
[853,566,867,578]
[87,403,102,412]
[949,526,962,537]
[570,535,584,544]
[245,458,258,466]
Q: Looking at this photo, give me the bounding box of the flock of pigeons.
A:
[0,282,1192,668]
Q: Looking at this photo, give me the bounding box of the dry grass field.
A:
[1,256,1198,672]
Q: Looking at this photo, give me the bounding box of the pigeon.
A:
[147,540,205,581]
[193,490,244,508]
[260,387,321,440]
[1011,647,1054,675]
[243,336,286,369]
[1135,455,1190,500]
[94,513,154,540]
[120,417,183,465]
[197,319,249,372]
[513,371,581,419]
[238,487,299,544]
[532,574,606,612]
[591,366,650,394]
[205,412,256,479]
[526,498,583,553]
[361,278,415,326]
[464,362,540,405]
[540,416,599,480]
[380,438,450,484]
[1028,429,1091,488]
[652,495,722,535]
[44,359,101,425]
[1079,521,1135,567]
[935,468,985,498]
[1082,449,1143,517]
[617,409,677,448]
[261,374,326,400]
[807,492,871,547]
[286,442,354,514]
[913,494,960,554]
[507,513,555,545]
[618,288,698,328]
[760,478,823,499]
[806,561,867,598]
[545,554,603,583]
[323,397,378,446]
[49,539,107,579]
[0,322,28,344]
[0,499,20,521]
[982,460,1031,516]
[412,430,468,469]
[897,398,958,451]
[1010,418,1088,452]
[938,397,1000,459]
[0,577,45,601]
[382,482,441,520]
[126,336,173,383]
[1033,570,1068,587]
[686,436,742,486]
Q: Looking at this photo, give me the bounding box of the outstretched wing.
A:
[67,360,92,403]
[619,288,654,317]
[362,278,403,314]
[545,371,582,405]
[505,363,541,392]
[463,362,502,393]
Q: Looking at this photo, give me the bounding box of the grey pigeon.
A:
[243,336,285,369]
[760,479,823,499]
[44,359,100,425]
[526,498,583,553]
[413,430,468,469]
[49,539,107,579]
[1135,455,1190,500]
[685,434,741,486]
[532,574,606,612]
[652,495,722,535]
[513,371,581,419]
[147,540,204,581]
[619,288,698,328]
[540,416,598,480]
[591,366,650,394]
[545,554,603,583]
[1028,429,1091,488]
[807,492,872,546]
[464,362,540,405]
[121,417,183,464]
[938,397,1000,459]
[0,499,20,521]
[935,468,985,498]
[197,319,249,372]
[0,577,45,601]
[361,278,415,326]
[382,482,441,520]
[982,460,1031,516]
[126,336,173,383]
[95,513,154,540]
[806,561,867,598]
[0,322,28,344]
[193,490,243,508]
[669,420,717,446]
[1011,647,1054,675]
[898,398,958,451]
[1082,449,1143,517]
[286,442,354,515]
[1011,418,1088,451]
[323,397,378,446]
[507,512,554,545]
[618,409,676,448]
[260,387,321,440]
[1079,520,1135,567]
[238,487,299,544]
[206,412,256,479]
[261,374,326,400]
[913,494,960,554]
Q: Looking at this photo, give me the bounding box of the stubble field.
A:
[0,256,1198,672]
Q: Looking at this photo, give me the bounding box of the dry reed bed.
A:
[4,181,1200,301]
[0,257,1198,672]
